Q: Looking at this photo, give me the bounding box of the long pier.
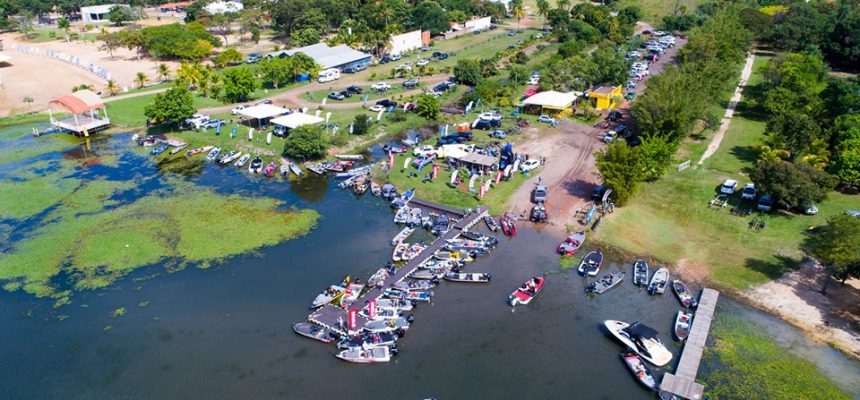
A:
[309,199,487,335]
[659,288,720,400]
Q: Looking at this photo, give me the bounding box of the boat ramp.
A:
[309,199,487,335]
[659,288,720,400]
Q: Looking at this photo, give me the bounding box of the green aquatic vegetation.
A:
[0,186,319,298]
[703,314,850,400]
[112,307,126,317]
[559,255,577,270]
[0,176,78,219]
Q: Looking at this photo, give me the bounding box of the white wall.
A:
[465,17,492,31]
[389,30,423,56]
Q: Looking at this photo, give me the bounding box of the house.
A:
[47,90,111,136]
[389,30,426,56]
[204,0,243,14]
[159,1,193,12]
[80,4,129,23]
[522,90,581,116]
[266,43,371,71]
[588,85,622,110]
[464,17,492,32]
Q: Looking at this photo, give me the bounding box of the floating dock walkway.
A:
[660,288,720,400]
[309,199,487,335]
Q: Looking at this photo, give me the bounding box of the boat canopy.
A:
[624,322,659,339]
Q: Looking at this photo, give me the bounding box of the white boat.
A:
[672,279,698,308]
[444,272,491,283]
[219,150,242,165]
[621,350,658,390]
[393,206,410,224]
[391,227,414,245]
[335,154,365,161]
[402,243,426,261]
[359,307,402,321]
[364,317,411,333]
[280,162,291,176]
[674,310,693,341]
[648,267,669,295]
[392,242,408,262]
[374,298,414,312]
[335,346,391,363]
[234,153,251,167]
[290,163,303,176]
[339,282,365,308]
[410,268,445,280]
[367,268,389,288]
[391,280,435,292]
[206,147,221,161]
[310,277,350,309]
[169,143,188,154]
[604,320,673,367]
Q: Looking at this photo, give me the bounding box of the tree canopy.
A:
[221,68,258,102]
[144,87,196,126]
[805,214,860,294]
[283,124,329,160]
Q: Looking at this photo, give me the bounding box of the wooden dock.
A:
[308,200,487,335]
[659,288,720,400]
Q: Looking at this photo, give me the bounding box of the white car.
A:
[538,115,556,124]
[231,104,249,115]
[741,183,756,200]
[520,159,540,172]
[528,76,540,85]
[425,90,442,98]
[368,105,385,112]
[371,82,391,91]
[412,145,437,157]
[416,59,429,67]
[720,179,738,194]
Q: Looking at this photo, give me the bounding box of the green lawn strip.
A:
[612,0,711,25]
[106,93,222,128]
[703,312,851,400]
[301,84,416,104]
[25,30,99,43]
[111,81,172,96]
[0,113,52,129]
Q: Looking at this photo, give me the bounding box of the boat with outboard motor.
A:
[530,202,547,222]
[633,260,649,286]
[444,272,491,283]
[509,276,544,306]
[391,188,414,208]
[310,276,350,308]
[234,153,251,167]
[586,272,625,294]
[604,320,673,366]
[363,316,413,333]
[557,231,586,255]
[672,279,698,308]
[293,322,338,343]
[206,147,221,161]
[484,215,500,231]
[674,310,693,341]
[335,346,392,363]
[339,281,366,308]
[621,350,658,390]
[248,156,263,174]
[578,250,604,277]
[648,268,669,295]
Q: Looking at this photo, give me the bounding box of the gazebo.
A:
[459,152,498,173]
[47,90,110,136]
[237,104,290,128]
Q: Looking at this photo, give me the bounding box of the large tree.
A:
[453,59,482,86]
[283,124,329,160]
[750,160,836,210]
[415,94,440,120]
[410,1,449,35]
[213,48,243,68]
[221,68,258,102]
[144,87,196,126]
[595,141,643,206]
[805,214,860,294]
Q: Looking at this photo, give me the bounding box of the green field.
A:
[106,92,223,128]
[595,54,858,289]
[23,28,99,43]
[300,83,419,104]
[612,0,711,25]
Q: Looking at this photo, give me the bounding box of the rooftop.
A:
[268,43,370,70]
[237,104,289,120]
[271,113,324,129]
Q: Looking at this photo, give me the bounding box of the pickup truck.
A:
[184,114,209,130]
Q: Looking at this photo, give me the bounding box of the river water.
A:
[1,131,857,399]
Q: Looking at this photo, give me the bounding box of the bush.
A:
[283,124,329,160]
[352,114,370,135]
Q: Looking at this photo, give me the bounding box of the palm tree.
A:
[135,72,148,89]
[156,63,170,82]
[536,0,550,28]
[105,79,118,96]
[756,145,790,164]
[176,62,203,89]
[800,138,830,170]
[557,0,570,12]
[57,17,70,42]
[513,3,526,30]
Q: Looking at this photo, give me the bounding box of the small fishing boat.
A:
[392,242,408,262]
[206,147,221,161]
[359,307,402,320]
[648,268,669,295]
[169,143,188,155]
[234,153,251,167]
[363,317,412,333]
[307,163,326,174]
[621,350,658,390]
[509,276,544,306]
[444,272,491,283]
[390,290,433,303]
[500,214,517,236]
[381,183,398,201]
[530,202,547,222]
[409,268,445,280]
[336,154,365,161]
[672,279,698,308]
[557,231,586,255]
[340,282,366,308]
[402,243,426,261]
[370,181,382,196]
[484,215,500,232]
[290,163,303,177]
[383,144,406,153]
[374,298,414,312]
[391,227,414,245]
[219,150,241,165]
[263,161,277,177]
[431,214,450,236]
[393,206,410,224]
[674,310,693,341]
[390,188,414,208]
[150,143,170,155]
[248,157,263,174]
[186,145,213,157]
[292,322,338,343]
[368,268,390,288]
[577,250,604,277]
[280,162,291,177]
[459,231,499,246]
[337,331,399,350]
[352,176,369,194]
[335,346,391,363]
[338,176,357,189]
[632,259,649,287]
[406,207,423,227]
[604,320,673,366]
[586,272,625,294]
[310,276,350,308]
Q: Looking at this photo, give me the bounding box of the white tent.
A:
[238,104,289,120]
[271,113,325,130]
[522,91,580,109]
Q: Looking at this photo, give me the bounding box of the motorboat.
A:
[557,231,586,255]
[169,143,188,154]
[280,162,291,177]
[383,288,433,302]
[334,346,392,363]
[409,268,445,280]
[218,150,241,165]
[263,161,277,177]
[509,276,544,306]
[336,154,364,161]
[431,214,450,236]
[402,243,426,261]
[672,279,698,308]
[374,298,414,312]
[249,156,263,174]
[370,181,382,196]
[292,322,338,343]
[406,208,423,227]
[337,331,399,350]
[185,146,213,157]
[363,317,412,333]
[530,202,547,222]
[484,215,500,231]
[391,188,414,208]
[648,268,669,295]
[206,147,221,161]
[392,242,408,262]
[674,310,693,341]
[150,143,169,155]
[577,250,604,277]
[586,272,625,294]
[234,153,251,167]
[459,231,499,246]
[621,350,658,390]
[604,320,673,366]
[339,282,366,308]
[632,260,649,286]
[381,183,398,201]
[359,307,402,321]
[391,280,435,292]
[394,206,410,224]
[367,268,390,288]
[290,163,303,176]
[444,272,491,283]
[310,276,350,308]
[500,214,517,236]
[391,227,414,245]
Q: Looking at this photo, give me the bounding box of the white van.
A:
[318,68,340,83]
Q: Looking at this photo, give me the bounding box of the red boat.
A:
[499,214,517,236]
[557,231,586,255]
[263,161,277,176]
[509,276,544,306]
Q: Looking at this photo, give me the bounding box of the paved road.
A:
[697,52,756,165]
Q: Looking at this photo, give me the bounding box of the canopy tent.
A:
[238,104,289,120]
[522,90,580,115]
[459,152,498,171]
[49,90,104,114]
[271,113,324,130]
[47,90,110,136]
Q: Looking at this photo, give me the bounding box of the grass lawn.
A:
[595,54,858,290]
[106,93,223,128]
[612,0,711,25]
[300,84,418,104]
[24,29,99,43]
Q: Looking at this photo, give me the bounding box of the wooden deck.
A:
[308,202,487,335]
[660,288,720,400]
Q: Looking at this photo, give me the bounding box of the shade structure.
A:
[522,90,579,110]
[271,113,325,129]
[237,104,289,120]
[48,90,104,114]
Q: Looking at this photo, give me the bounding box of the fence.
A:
[15,44,113,83]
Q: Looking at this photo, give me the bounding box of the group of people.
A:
[520,277,541,294]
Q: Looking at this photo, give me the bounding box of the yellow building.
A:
[588,85,622,110]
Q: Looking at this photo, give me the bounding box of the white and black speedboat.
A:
[604,320,673,366]
[632,259,649,286]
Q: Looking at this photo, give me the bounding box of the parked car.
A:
[626,80,637,89]
[339,90,352,98]
[328,92,345,100]
[246,53,261,64]
[479,110,502,121]
[416,59,429,67]
[520,159,540,172]
[757,195,773,212]
[602,131,618,143]
[720,179,738,194]
[472,118,500,130]
[436,53,449,60]
[845,210,860,218]
[421,45,433,52]
[403,79,419,89]
[231,104,249,115]
[433,82,451,92]
[376,99,398,108]
[455,130,474,140]
[607,111,622,121]
[593,185,605,201]
[203,118,224,129]
[372,82,391,91]
[184,114,209,129]
[390,53,402,61]
[800,202,818,215]
[625,92,636,101]
[508,30,518,36]
[741,183,756,200]
[411,153,433,167]
[380,56,392,64]
[255,99,273,105]
[489,129,507,139]
[369,105,385,112]
[528,75,540,85]
[437,135,465,146]
[346,85,363,94]
[538,115,557,124]
[413,145,438,157]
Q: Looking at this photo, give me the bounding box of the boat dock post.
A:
[659,288,720,400]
